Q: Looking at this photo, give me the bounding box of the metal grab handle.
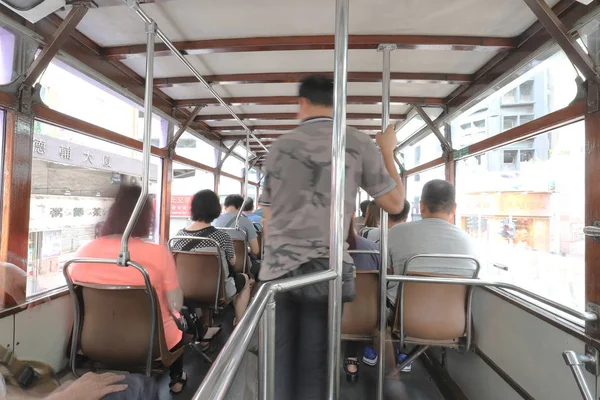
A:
[563,351,595,400]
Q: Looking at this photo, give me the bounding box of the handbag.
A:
[0,344,60,398]
[286,258,356,303]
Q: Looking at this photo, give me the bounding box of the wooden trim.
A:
[0,91,17,110]
[473,346,535,400]
[420,350,469,400]
[0,287,70,320]
[176,96,445,108]
[585,82,600,339]
[405,157,445,176]
[159,157,172,245]
[32,105,169,158]
[155,72,472,87]
[196,112,406,122]
[456,101,585,159]
[0,110,34,307]
[103,35,516,58]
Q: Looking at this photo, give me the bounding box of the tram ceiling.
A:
[195,112,407,122]
[102,34,516,60]
[153,72,473,87]
[174,96,445,108]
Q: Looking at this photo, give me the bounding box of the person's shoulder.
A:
[347,126,375,147]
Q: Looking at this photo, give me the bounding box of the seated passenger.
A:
[365,199,410,242]
[342,217,380,382]
[358,201,380,238]
[212,194,260,256]
[354,200,370,233]
[387,179,478,306]
[170,189,254,324]
[70,185,187,394]
[242,198,262,223]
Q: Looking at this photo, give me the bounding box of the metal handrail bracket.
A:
[563,350,595,400]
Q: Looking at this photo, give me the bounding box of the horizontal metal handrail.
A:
[193,269,337,399]
[387,274,597,322]
[348,249,380,254]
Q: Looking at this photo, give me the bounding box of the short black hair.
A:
[359,200,370,217]
[242,197,255,212]
[224,194,245,209]
[390,199,411,222]
[421,180,455,214]
[299,75,334,107]
[191,190,222,223]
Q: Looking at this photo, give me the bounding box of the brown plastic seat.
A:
[72,282,183,376]
[256,230,264,260]
[341,271,379,341]
[392,272,472,349]
[232,239,249,274]
[172,249,233,311]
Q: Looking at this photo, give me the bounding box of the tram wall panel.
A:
[0,315,14,352]
[442,288,595,400]
[13,295,73,372]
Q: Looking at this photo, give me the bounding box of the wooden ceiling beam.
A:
[196,112,406,122]
[103,35,516,59]
[176,96,444,107]
[154,72,472,87]
[211,124,382,132]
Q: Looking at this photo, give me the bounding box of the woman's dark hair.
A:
[101,185,153,238]
[191,189,222,223]
[364,201,381,228]
[347,217,357,250]
[359,200,370,217]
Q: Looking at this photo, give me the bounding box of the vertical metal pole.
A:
[327,0,349,398]
[377,43,395,400]
[259,297,276,400]
[243,130,250,197]
[118,20,156,265]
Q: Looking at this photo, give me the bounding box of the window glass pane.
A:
[405,166,445,222]
[0,110,4,228]
[28,122,162,297]
[455,121,585,315]
[169,161,214,238]
[39,60,166,145]
[174,131,218,167]
[0,26,15,84]
[401,132,443,170]
[218,176,241,203]
[451,47,577,149]
[221,156,245,177]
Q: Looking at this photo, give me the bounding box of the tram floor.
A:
[154,305,445,400]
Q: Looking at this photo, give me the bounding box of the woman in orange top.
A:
[70,185,187,394]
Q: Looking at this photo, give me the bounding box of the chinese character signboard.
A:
[171,196,192,218]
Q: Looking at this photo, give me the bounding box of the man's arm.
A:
[374,125,405,214]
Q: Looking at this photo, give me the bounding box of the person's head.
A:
[191,189,222,223]
[364,201,381,228]
[389,199,411,226]
[101,184,153,238]
[359,200,370,217]
[420,179,457,221]
[224,194,245,211]
[242,197,255,213]
[297,75,334,121]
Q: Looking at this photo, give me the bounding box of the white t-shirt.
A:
[387,218,478,304]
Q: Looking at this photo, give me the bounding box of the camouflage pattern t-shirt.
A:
[258,117,396,281]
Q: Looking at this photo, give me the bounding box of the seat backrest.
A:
[393,272,468,341]
[76,284,162,368]
[217,228,248,273]
[341,271,379,336]
[172,250,227,305]
[256,231,264,260]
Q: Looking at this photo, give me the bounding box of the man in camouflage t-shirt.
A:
[259,75,405,400]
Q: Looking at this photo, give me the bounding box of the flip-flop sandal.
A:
[169,371,188,394]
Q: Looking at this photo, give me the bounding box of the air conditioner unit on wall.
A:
[0,0,66,23]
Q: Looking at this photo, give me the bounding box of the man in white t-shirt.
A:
[387,179,478,306]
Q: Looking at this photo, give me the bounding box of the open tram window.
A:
[174,131,218,167]
[218,175,242,204]
[455,120,585,314]
[27,122,162,297]
[451,46,578,149]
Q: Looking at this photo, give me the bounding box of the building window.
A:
[455,120,585,315]
[502,114,535,132]
[502,79,535,105]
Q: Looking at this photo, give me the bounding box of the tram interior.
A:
[1,0,600,399]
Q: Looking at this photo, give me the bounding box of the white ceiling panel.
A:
[69,0,559,47]
[194,103,412,115]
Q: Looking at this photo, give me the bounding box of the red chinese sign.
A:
[171,195,192,217]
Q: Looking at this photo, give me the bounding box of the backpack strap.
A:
[0,345,57,389]
[225,214,238,228]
